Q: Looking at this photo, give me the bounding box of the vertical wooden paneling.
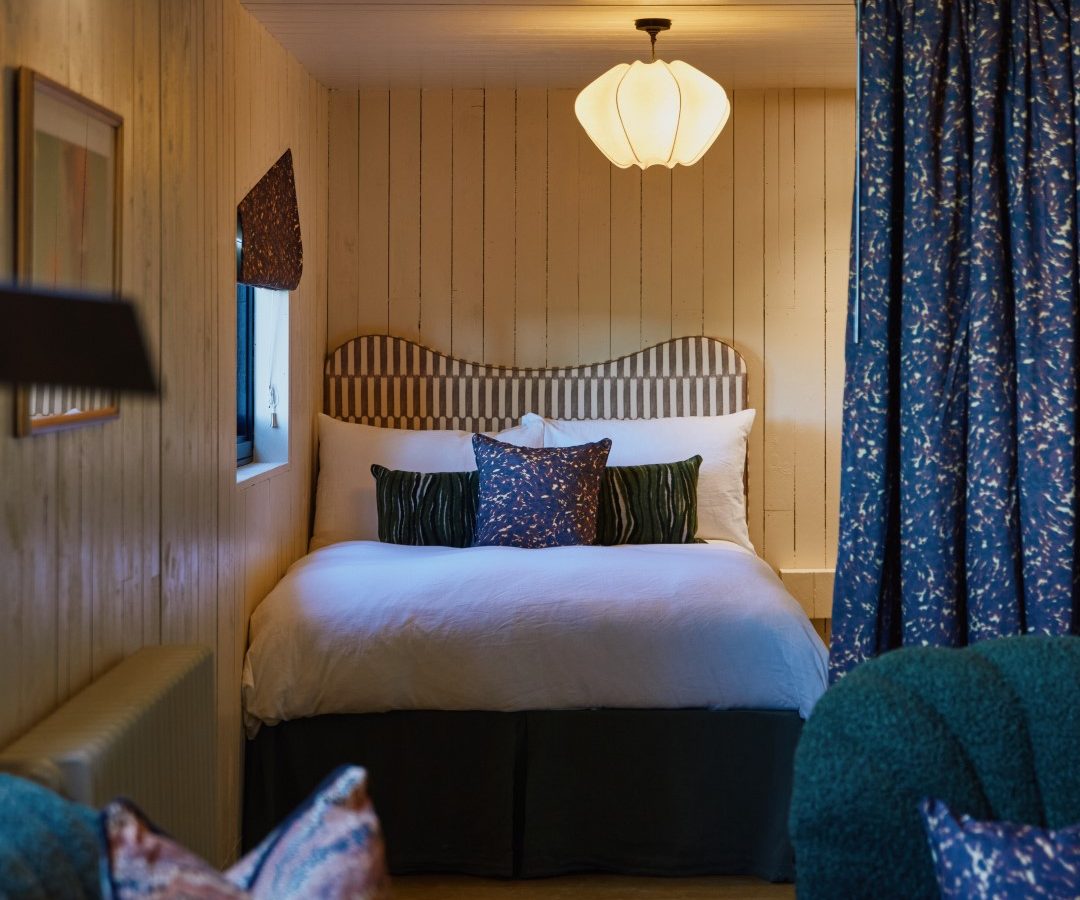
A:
[131,0,163,650]
[327,91,359,352]
[515,89,547,368]
[578,133,611,365]
[389,89,421,342]
[0,0,67,723]
[92,0,134,683]
[762,89,797,566]
[609,164,642,359]
[824,90,855,567]
[56,432,92,699]
[484,89,516,365]
[229,2,330,862]
[65,0,92,95]
[314,77,330,377]
[160,0,204,646]
[420,90,453,353]
[358,89,389,334]
[641,167,672,348]
[452,89,485,362]
[732,89,767,554]
[242,482,272,621]
[326,87,854,571]
[195,0,219,657]
[703,123,734,344]
[0,13,851,863]
[792,90,827,567]
[1,0,330,866]
[213,0,238,862]
[546,90,579,366]
[671,163,704,338]
[7,424,58,744]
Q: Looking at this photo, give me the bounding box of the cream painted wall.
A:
[0,0,328,862]
[326,87,854,571]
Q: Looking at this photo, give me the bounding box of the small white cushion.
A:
[311,414,544,550]
[529,409,756,550]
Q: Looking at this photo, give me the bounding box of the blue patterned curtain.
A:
[830,0,1080,680]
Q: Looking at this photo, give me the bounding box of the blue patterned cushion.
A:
[921,798,1080,899]
[100,766,388,899]
[472,434,612,548]
[100,800,245,900]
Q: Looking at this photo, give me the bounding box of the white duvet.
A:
[242,541,828,734]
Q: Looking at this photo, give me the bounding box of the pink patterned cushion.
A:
[101,766,389,900]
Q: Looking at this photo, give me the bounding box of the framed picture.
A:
[14,67,124,436]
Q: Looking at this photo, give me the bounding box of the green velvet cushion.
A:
[595,455,702,545]
[0,773,101,899]
[789,635,1080,900]
[371,464,478,547]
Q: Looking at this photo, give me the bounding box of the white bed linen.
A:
[242,541,828,735]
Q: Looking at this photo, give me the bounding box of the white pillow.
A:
[311,413,545,550]
[528,409,756,550]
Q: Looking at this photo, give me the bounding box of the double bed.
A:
[241,335,828,881]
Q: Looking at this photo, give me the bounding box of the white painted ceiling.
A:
[242,1,856,90]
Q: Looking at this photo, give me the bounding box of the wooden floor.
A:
[392,875,795,899]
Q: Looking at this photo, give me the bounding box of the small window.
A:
[236,283,255,466]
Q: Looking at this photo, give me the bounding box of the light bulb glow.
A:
[575,59,730,170]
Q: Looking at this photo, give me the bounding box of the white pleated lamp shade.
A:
[575,59,731,169]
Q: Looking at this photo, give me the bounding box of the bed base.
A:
[243,708,801,881]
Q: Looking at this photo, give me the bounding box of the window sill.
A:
[236,460,289,488]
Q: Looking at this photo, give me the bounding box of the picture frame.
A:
[14,67,124,437]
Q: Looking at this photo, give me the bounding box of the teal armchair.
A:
[0,772,100,898]
[789,636,1080,899]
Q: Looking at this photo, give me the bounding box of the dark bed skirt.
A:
[243,708,802,881]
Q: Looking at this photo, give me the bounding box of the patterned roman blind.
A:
[238,149,303,291]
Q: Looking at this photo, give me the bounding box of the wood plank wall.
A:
[0,0,328,863]
[326,88,855,571]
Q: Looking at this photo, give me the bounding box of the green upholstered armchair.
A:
[789,636,1080,899]
[0,773,100,898]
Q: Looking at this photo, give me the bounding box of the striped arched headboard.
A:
[324,335,748,431]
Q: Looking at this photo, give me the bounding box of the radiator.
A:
[0,645,216,862]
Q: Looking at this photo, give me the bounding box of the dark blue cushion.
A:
[921,797,1080,899]
[471,434,611,549]
[0,773,101,899]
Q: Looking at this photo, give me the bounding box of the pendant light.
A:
[575,19,730,170]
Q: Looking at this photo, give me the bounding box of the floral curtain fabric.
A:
[830,0,1080,679]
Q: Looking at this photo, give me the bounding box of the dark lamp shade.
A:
[0,286,157,393]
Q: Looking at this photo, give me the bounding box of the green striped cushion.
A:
[596,455,702,545]
[370,464,478,547]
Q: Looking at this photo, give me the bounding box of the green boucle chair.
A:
[0,773,101,898]
[789,635,1080,899]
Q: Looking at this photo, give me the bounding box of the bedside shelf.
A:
[779,568,835,621]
